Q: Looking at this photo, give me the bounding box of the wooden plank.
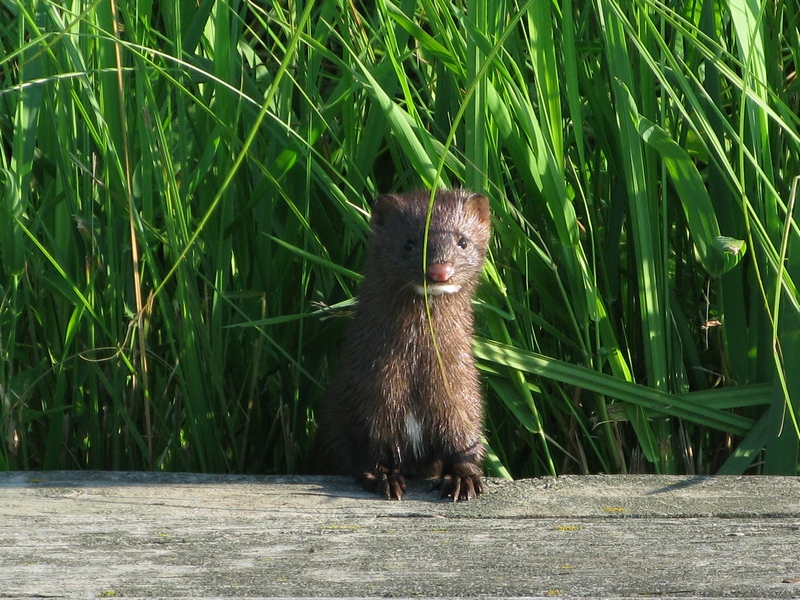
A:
[2,472,799,598]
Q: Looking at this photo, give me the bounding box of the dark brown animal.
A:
[315,189,491,502]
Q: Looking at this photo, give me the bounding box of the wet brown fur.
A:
[314,189,491,501]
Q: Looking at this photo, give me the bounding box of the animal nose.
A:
[427,262,455,282]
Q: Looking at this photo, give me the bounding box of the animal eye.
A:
[404,239,416,251]
[457,237,468,249]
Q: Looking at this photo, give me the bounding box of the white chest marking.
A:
[404,414,425,459]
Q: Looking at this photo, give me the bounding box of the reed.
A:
[1,0,797,476]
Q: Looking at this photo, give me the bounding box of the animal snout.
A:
[427,262,455,282]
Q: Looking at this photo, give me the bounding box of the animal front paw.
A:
[432,463,483,502]
[360,466,406,500]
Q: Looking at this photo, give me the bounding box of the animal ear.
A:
[370,194,403,229]
[465,193,490,224]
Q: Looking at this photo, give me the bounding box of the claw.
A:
[360,467,406,500]
[432,465,483,502]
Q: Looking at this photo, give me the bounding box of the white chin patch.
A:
[414,283,462,296]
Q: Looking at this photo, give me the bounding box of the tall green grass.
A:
[1,0,798,476]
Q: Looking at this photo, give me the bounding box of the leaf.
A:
[628,98,746,276]
[474,338,754,435]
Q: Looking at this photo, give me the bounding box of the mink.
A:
[314,189,491,501]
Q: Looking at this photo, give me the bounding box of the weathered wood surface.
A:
[2,472,800,599]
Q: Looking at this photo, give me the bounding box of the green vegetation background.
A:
[1,0,798,476]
